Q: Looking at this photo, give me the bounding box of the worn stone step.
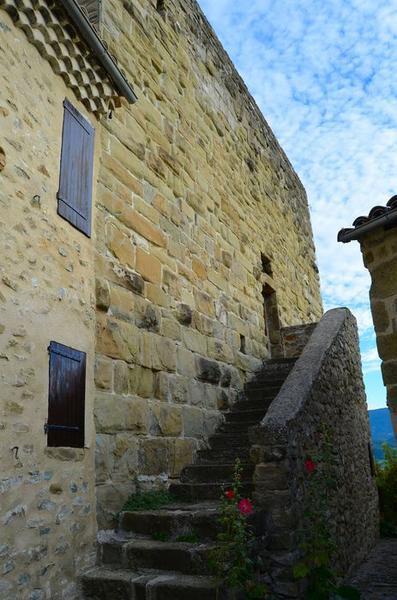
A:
[99,537,214,575]
[218,421,257,433]
[169,481,254,501]
[82,567,149,600]
[225,408,267,423]
[143,573,219,600]
[249,359,296,381]
[118,503,220,540]
[126,539,214,574]
[180,463,254,484]
[245,380,284,391]
[82,567,220,600]
[243,389,280,403]
[207,433,249,452]
[232,397,273,411]
[196,448,249,464]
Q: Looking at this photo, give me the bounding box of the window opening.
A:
[261,253,273,277]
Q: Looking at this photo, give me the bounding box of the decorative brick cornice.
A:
[0,0,133,116]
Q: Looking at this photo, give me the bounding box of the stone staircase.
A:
[82,358,296,600]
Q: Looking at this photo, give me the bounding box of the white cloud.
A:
[361,347,382,374]
[199,0,393,406]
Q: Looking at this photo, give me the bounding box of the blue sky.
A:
[198,0,397,410]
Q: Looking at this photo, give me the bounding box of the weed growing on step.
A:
[293,435,361,599]
[209,458,269,600]
[376,443,397,537]
[152,531,171,542]
[122,490,175,512]
[175,531,200,543]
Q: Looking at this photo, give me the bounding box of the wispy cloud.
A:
[199,0,396,407]
[361,347,382,374]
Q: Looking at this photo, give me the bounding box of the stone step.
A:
[196,448,249,464]
[99,538,214,575]
[224,408,267,423]
[169,481,254,501]
[232,397,273,411]
[180,463,254,484]
[243,388,279,403]
[82,567,220,600]
[218,421,257,434]
[118,503,220,540]
[245,380,284,391]
[207,432,249,450]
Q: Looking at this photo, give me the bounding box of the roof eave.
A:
[62,0,137,104]
[337,208,397,243]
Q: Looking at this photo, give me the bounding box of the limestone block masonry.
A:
[95,0,322,527]
[360,228,397,439]
[0,8,105,600]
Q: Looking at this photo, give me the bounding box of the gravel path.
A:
[348,538,397,599]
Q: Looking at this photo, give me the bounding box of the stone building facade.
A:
[339,196,397,440]
[94,0,323,526]
[0,1,135,598]
[0,0,328,598]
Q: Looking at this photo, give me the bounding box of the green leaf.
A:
[293,562,310,579]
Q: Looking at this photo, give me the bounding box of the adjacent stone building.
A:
[0,0,377,599]
[339,196,397,440]
[0,1,135,597]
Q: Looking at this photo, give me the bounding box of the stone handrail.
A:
[249,308,379,598]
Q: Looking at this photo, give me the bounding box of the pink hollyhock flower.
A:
[238,498,253,515]
[305,458,316,474]
[225,490,235,500]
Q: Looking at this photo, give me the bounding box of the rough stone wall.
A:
[94,0,323,526]
[251,309,379,598]
[360,228,397,440]
[281,323,317,358]
[0,11,99,599]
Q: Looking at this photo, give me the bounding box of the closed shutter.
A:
[57,99,95,237]
[47,341,86,448]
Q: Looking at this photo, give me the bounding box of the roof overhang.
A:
[337,197,397,243]
[62,0,137,105]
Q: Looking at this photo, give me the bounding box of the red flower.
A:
[238,498,253,515]
[225,490,235,500]
[305,458,316,474]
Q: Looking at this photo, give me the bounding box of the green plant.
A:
[175,531,200,543]
[376,443,397,537]
[122,489,175,512]
[152,531,170,542]
[209,459,269,599]
[293,438,360,600]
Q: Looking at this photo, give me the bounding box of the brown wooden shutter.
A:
[47,341,86,448]
[57,99,95,237]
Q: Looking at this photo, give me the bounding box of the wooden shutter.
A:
[57,99,95,237]
[47,341,86,448]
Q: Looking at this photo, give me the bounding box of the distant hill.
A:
[368,408,396,461]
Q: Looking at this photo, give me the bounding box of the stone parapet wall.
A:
[250,309,379,598]
[360,227,397,439]
[94,0,323,525]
